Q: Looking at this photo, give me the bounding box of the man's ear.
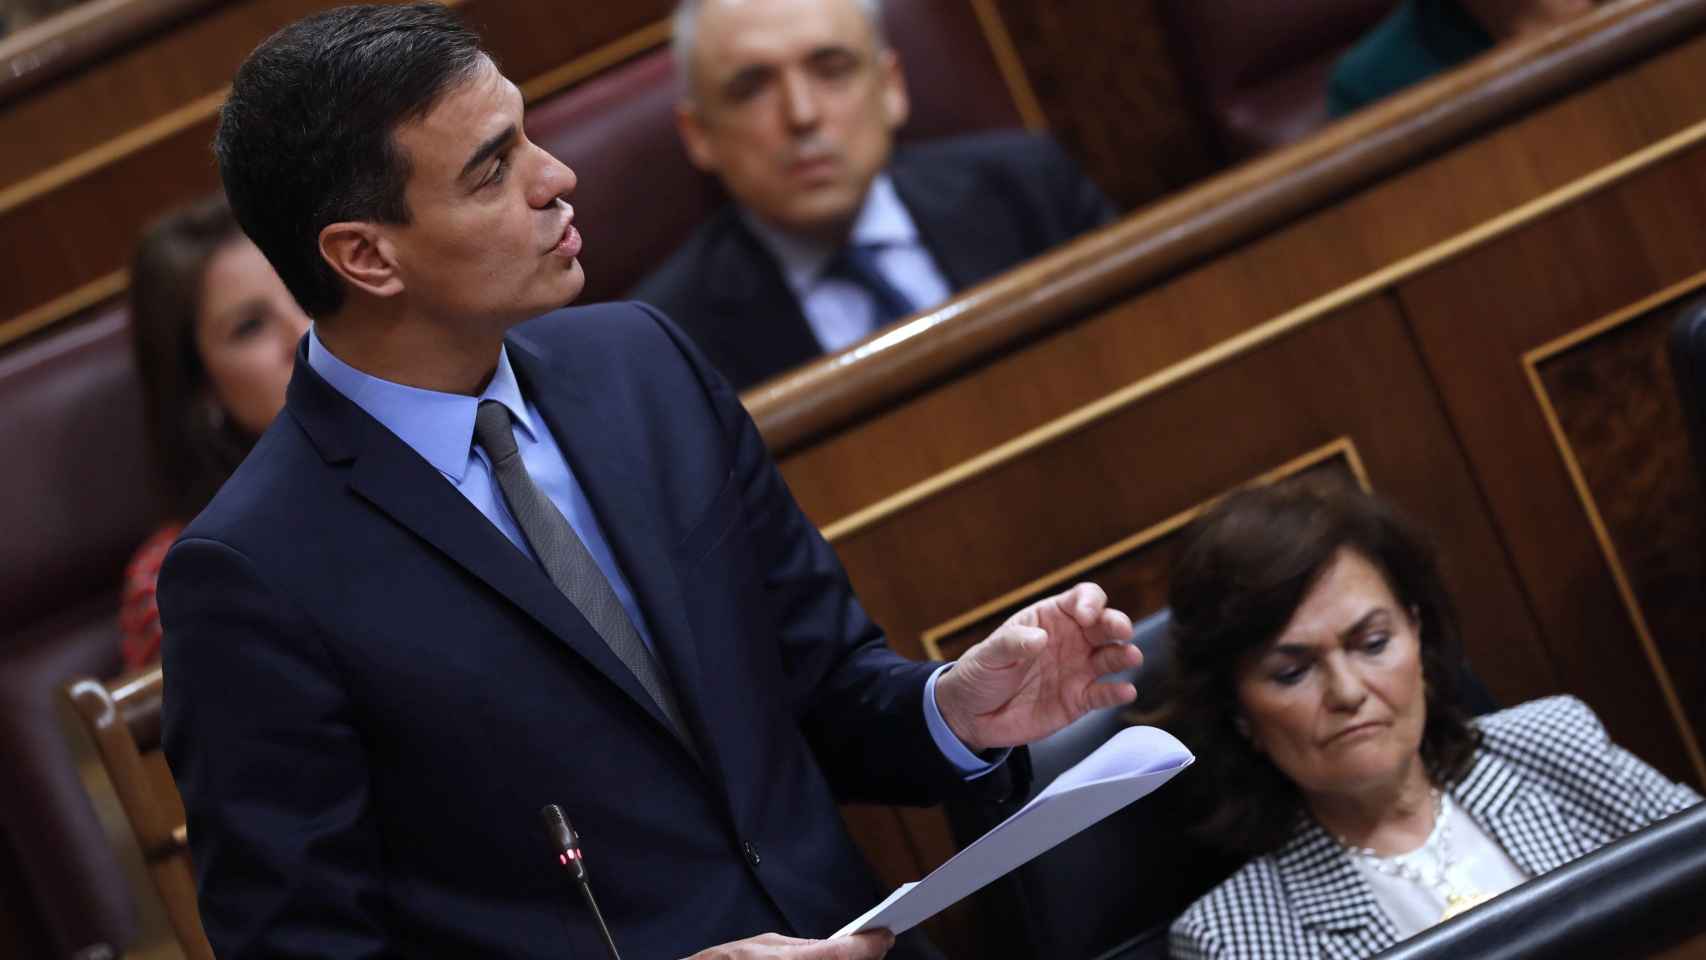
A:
[675,100,719,174]
[318,221,405,299]
[879,48,910,132]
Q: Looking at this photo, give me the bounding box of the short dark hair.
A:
[129,194,254,520]
[214,3,484,317]
[1155,476,1480,855]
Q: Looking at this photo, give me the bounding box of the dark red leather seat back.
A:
[1161,0,1397,157]
[0,309,160,632]
[525,0,1024,303]
[0,306,158,956]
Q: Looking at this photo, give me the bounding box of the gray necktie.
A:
[472,400,698,758]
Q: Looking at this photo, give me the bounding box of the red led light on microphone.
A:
[557,849,582,865]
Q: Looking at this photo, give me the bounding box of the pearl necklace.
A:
[1339,789,1495,921]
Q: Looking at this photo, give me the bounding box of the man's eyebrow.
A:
[459,124,517,182]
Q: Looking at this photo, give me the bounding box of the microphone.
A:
[540,804,623,960]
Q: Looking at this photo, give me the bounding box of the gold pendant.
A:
[1442,890,1495,920]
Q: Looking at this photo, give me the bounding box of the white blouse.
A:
[1349,793,1529,939]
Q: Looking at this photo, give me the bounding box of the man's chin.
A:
[769,198,863,242]
[541,261,587,312]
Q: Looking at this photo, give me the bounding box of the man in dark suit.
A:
[631,0,1116,391]
[159,5,1143,959]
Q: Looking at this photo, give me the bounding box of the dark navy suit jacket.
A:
[630,131,1116,390]
[159,303,1010,958]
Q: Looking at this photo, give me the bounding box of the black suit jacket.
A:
[630,130,1116,390]
[158,303,1018,958]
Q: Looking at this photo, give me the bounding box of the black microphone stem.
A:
[576,875,622,960]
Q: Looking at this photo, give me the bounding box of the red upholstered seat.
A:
[0,307,158,956]
[1160,0,1397,158]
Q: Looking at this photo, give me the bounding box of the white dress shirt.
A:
[744,174,954,352]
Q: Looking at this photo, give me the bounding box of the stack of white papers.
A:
[834,726,1195,938]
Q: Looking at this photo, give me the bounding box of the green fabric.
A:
[1327,0,1496,117]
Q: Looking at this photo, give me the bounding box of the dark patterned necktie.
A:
[825,242,916,327]
[472,400,698,759]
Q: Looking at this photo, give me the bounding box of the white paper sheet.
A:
[832,726,1195,938]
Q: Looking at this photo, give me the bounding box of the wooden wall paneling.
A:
[922,442,1366,662]
[770,21,1706,530]
[1528,287,1706,763]
[1394,143,1706,787]
[985,0,1226,210]
[453,0,671,96]
[0,0,322,186]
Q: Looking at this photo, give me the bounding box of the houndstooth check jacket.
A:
[1169,695,1702,959]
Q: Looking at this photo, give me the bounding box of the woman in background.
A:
[119,195,310,668]
[1159,478,1698,958]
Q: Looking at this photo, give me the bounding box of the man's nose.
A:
[529,147,577,208]
[780,70,821,132]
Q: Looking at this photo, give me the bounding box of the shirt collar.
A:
[306,325,535,482]
[743,172,921,297]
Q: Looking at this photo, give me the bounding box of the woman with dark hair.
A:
[1160,478,1698,959]
[119,194,310,668]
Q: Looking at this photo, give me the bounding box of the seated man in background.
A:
[1328,0,1597,117]
[630,0,1116,391]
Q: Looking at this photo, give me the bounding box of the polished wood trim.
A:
[746,0,1706,455]
[65,667,215,960]
[965,0,1046,132]
[917,438,1367,660]
[1520,271,1706,785]
[0,87,225,218]
[1525,271,1706,365]
[517,18,670,102]
[0,0,225,106]
[0,270,129,347]
[814,116,1706,543]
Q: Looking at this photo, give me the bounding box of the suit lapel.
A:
[286,349,685,746]
[890,149,1009,290]
[1452,748,1591,876]
[702,216,823,385]
[505,338,720,766]
[1273,821,1400,959]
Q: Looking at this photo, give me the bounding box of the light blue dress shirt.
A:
[305,328,993,776]
[745,174,954,353]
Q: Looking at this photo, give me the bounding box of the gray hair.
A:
[671,0,887,102]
